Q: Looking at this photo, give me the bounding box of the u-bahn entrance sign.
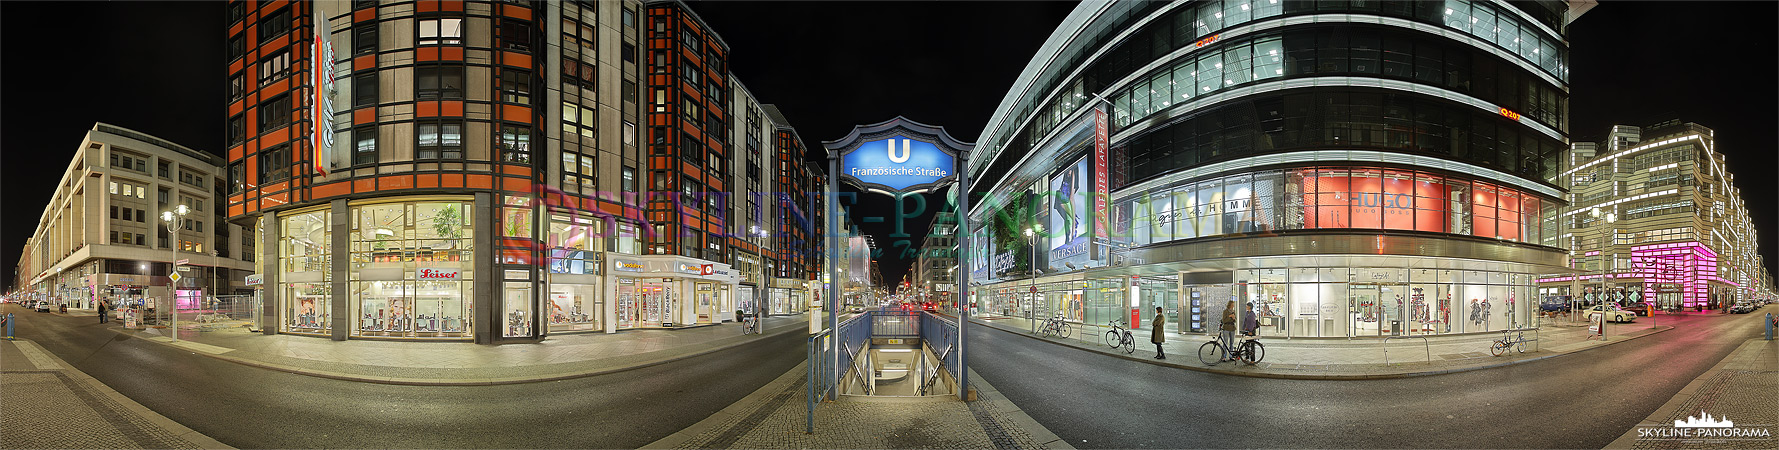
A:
[813,117,975,430]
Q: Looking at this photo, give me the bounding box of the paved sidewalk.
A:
[116,313,812,385]
[644,362,1071,449]
[972,313,1670,379]
[1,338,230,449]
[1605,338,1779,449]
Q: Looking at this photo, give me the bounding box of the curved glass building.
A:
[967,0,1589,339]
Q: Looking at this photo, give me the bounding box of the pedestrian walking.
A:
[1221,301,1238,361]
[1151,306,1166,359]
[97,299,109,324]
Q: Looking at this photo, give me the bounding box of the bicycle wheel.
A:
[1058,321,1072,339]
[1104,330,1121,348]
[1198,341,1225,366]
[1121,333,1136,354]
[1241,341,1265,365]
[1489,341,1508,357]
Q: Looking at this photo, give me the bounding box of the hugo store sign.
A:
[417,268,462,281]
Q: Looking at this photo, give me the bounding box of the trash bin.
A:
[1390,320,1402,336]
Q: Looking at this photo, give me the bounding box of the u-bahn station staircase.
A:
[813,310,962,401]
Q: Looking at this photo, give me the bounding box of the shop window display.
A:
[281,210,331,335]
[346,200,474,339]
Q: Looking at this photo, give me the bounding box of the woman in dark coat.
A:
[1150,306,1166,359]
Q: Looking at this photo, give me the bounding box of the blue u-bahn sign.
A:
[827,117,969,194]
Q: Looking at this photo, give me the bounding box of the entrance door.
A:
[1349,284,1382,336]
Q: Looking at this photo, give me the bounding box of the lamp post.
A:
[751,226,769,319]
[162,204,190,339]
[1023,225,1041,333]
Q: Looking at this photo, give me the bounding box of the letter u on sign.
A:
[887,139,911,163]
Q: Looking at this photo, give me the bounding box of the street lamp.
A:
[162,204,190,338]
[751,226,769,319]
[1023,224,1042,333]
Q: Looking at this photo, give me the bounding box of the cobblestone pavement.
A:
[0,339,228,449]
[971,313,1672,378]
[1610,338,1779,450]
[647,362,1068,450]
[115,313,813,384]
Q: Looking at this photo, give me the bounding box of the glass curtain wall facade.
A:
[967,0,1577,342]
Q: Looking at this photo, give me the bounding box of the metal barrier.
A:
[1381,335,1430,365]
[872,311,921,337]
[807,311,872,434]
[920,312,959,391]
[173,295,262,333]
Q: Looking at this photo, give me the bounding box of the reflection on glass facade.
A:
[280,209,330,335]
[1111,166,1548,247]
[346,200,475,339]
[982,268,1535,338]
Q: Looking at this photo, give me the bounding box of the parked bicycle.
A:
[740,316,761,335]
[1198,329,1265,366]
[1103,320,1136,354]
[1489,328,1530,356]
[1039,314,1072,339]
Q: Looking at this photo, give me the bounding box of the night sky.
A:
[3,1,1774,294]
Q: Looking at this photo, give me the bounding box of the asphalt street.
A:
[3,304,808,449]
[969,309,1774,449]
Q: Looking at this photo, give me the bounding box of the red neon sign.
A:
[1195,34,1221,48]
[1498,107,1521,121]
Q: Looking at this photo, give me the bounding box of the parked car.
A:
[1619,302,1651,316]
[1729,302,1757,314]
[1582,304,1637,323]
[34,302,53,312]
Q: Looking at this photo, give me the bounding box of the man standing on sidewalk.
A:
[98,299,109,324]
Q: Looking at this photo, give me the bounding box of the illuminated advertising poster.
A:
[1300,169,1457,234]
[1049,157,1092,271]
[970,226,990,282]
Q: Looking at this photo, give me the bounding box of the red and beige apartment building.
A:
[226,0,822,344]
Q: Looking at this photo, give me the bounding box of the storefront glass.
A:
[345,200,474,339]
[280,209,331,335]
[547,214,602,333]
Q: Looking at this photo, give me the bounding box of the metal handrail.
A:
[1381,335,1431,365]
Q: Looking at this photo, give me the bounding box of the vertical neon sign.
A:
[311,4,337,176]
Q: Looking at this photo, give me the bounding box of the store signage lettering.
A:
[1093,108,1109,240]
[678,263,703,274]
[417,268,461,280]
[615,261,645,272]
[1348,192,1416,214]
[245,274,263,286]
[1498,107,1521,121]
[311,3,337,175]
[1051,241,1089,260]
[839,136,956,193]
[1195,34,1221,48]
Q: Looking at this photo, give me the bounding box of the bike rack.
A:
[1381,335,1431,365]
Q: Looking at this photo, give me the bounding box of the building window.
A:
[622,167,637,192]
[500,69,530,103]
[109,181,118,194]
[258,94,293,131]
[258,50,291,86]
[227,35,245,61]
[418,18,463,45]
[229,72,246,101]
[622,42,636,63]
[353,126,377,166]
[682,97,701,125]
[679,132,702,163]
[354,0,378,10]
[650,50,667,73]
[259,7,292,41]
[680,61,702,87]
[158,188,169,205]
[622,8,636,28]
[228,162,244,194]
[158,161,171,178]
[623,121,636,147]
[228,2,246,24]
[354,71,378,107]
[416,65,464,100]
[500,19,531,51]
[622,79,637,104]
[259,144,291,183]
[499,125,532,164]
[652,88,667,112]
[228,114,246,144]
[680,30,701,53]
[136,234,145,246]
[110,206,119,220]
[354,21,378,56]
[561,101,595,137]
[416,120,463,160]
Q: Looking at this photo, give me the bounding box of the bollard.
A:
[1766,313,1773,341]
[4,313,13,339]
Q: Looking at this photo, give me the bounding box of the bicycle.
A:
[1197,330,1265,366]
[1489,329,1530,356]
[740,316,760,335]
[1103,320,1135,354]
[1038,314,1072,339]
